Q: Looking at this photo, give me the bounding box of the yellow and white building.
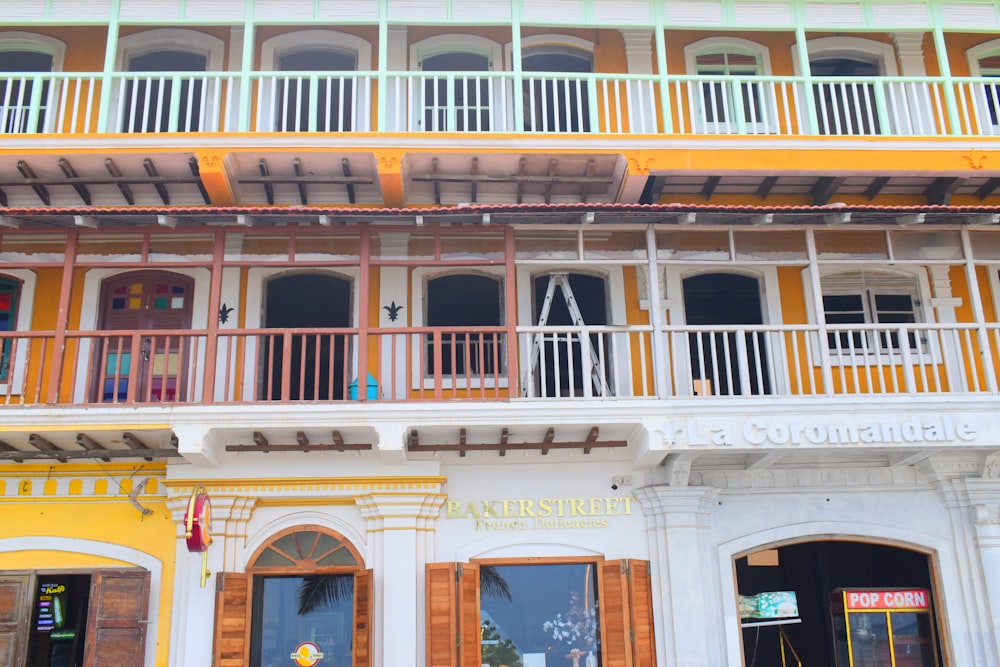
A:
[1,1,1000,666]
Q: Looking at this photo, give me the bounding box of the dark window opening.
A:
[683,272,771,396]
[522,50,593,132]
[426,273,503,376]
[276,49,357,132]
[263,273,352,401]
[422,52,491,131]
[0,50,54,133]
[695,52,763,127]
[531,272,609,397]
[811,57,881,135]
[124,50,207,132]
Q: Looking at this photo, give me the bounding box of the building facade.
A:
[1,1,1000,666]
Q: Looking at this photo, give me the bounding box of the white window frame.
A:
[966,39,1000,135]
[0,32,66,133]
[409,35,503,132]
[0,269,36,393]
[684,37,775,135]
[803,267,937,366]
[258,30,373,132]
[411,267,507,390]
[112,29,226,133]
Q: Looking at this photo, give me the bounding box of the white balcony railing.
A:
[7,70,1000,138]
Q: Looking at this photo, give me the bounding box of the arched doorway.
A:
[426,273,503,377]
[736,540,942,667]
[96,271,194,402]
[682,272,770,396]
[0,49,54,133]
[214,526,372,667]
[811,57,881,135]
[421,51,491,131]
[263,273,352,401]
[522,48,593,132]
[275,48,357,132]
[529,272,609,397]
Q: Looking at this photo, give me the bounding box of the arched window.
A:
[214,526,371,667]
[967,39,1000,134]
[0,33,64,133]
[260,31,373,132]
[684,38,772,134]
[801,37,897,136]
[519,37,595,132]
[412,35,502,131]
[115,30,225,133]
[426,273,504,377]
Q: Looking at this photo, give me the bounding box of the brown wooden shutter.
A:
[353,569,373,667]
[83,569,151,667]
[0,574,31,667]
[212,572,250,667]
[599,560,634,667]
[626,560,656,667]
[425,563,458,667]
[457,562,481,667]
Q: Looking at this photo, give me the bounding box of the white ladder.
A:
[523,273,608,397]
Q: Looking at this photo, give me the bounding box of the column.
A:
[963,470,1000,659]
[356,490,446,667]
[167,491,257,667]
[634,485,721,667]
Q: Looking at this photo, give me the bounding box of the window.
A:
[214,527,372,667]
[0,276,20,381]
[412,36,502,132]
[968,41,1000,135]
[685,38,772,134]
[115,30,225,133]
[426,559,655,667]
[0,34,64,134]
[821,271,920,353]
[522,46,594,132]
[425,273,504,378]
[260,31,373,133]
[811,57,881,135]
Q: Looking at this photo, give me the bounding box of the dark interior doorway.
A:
[682,272,770,396]
[124,50,207,132]
[531,272,608,396]
[522,50,593,132]
[26,573,90,667]
[811,57,881,135]
[276,49,357,131]
[263,273,351,400]
[0,50,54,133]
[736,540,942,667]
[426,273,502,376]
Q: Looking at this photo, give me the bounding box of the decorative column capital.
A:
[355,491,446,533]
[634,485,718,529]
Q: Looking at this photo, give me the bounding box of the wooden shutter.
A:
[83,569,151,667]
[456,562,480,667]
[599,560,634,667]
[425,563,458,667]
[425,562,481,667]
[212,572,250,667]
[599,560,657,667]
[626,560,656,667]
[353,569,373,667]
[0,574,31,667]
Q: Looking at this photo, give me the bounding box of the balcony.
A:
[3,70,1000,138]
[1,321,997,407]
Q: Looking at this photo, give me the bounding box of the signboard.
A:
[843,589,930,611]
[184,487,213,553]
[35,582,67,632]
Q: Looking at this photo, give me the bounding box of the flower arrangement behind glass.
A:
[542,591,598,654]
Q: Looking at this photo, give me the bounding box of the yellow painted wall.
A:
[0,464,175,667]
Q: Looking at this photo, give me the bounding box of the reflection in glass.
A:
[251,575,354,667]
[480,563,600,667]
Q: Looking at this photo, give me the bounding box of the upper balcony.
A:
[1,206,1000,410]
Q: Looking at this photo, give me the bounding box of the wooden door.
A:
[0,574,31,667]
[82,569,151,667]
[213,573,250,667]
[97,271,194,402]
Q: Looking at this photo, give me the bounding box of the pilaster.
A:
[634,485,720,667]
[356,489,446,667]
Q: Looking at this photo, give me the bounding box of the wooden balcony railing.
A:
[4,70,1000,138]
[1,322,998,407]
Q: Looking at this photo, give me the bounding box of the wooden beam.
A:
[296,431,309,447]
[258,158,274,205]
[0,448,183,461]
[0,439,24,463]
[925,177,963,205]
[105,158,135,205]
[700,176,721,200]
[975,177,1000,201]
[58,158,92,205]
[17,160,50,205]
[76,433,110,462]
[541,427,555,456]
[226,443,372,453]
[187,156,213,204]
[499,427,509,457]
[331,431,344,447]
[253,431,269,447]
[342,157,356,204]
[584,426,599,455]
[28,434,66,463]
[143,158,172,205]
[544,159,557,204]
[122,432,154,461]
[756,176,778,200]
[865,176,890,200]
[293,158,309,205]
[811,176,845,205]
